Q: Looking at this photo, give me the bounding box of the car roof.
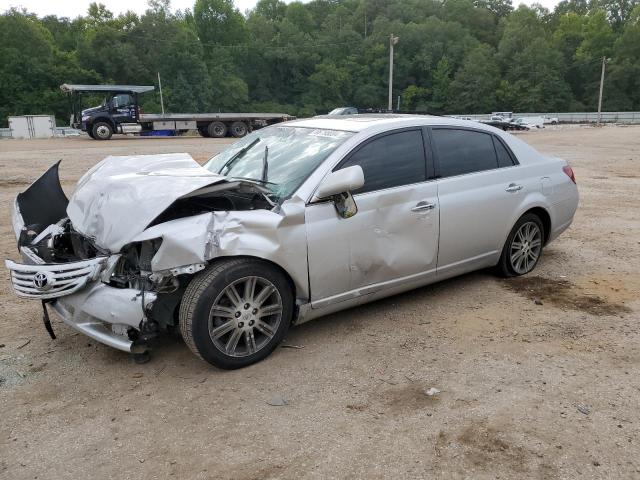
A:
[285,114,495,134]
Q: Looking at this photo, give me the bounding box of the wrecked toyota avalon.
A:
[5,116,578,368]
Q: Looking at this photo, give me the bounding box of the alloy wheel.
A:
[509,221,542,274]
[208,276,283,357]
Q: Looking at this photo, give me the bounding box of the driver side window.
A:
[337,129,426,195]
[112,94,133,108]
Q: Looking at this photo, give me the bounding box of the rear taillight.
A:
[563,165,576,184]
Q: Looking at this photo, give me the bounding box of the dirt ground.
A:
[0,126,639,479]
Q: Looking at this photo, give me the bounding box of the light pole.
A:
[157,72,165,115]
[597,57,610,125]
[388,33,399,112]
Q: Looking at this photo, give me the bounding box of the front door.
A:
[305,128,439,308]
[110,93,137,124]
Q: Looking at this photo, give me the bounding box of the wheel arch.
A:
[89,117,115,129]
[206,254,299,306]
[522,206,552,245]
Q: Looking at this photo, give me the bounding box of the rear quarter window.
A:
[493,136,516,167]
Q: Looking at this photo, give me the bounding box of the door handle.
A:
[505,183,523,192]
[411,201,436,212]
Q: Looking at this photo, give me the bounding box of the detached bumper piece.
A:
[5,257,106,299]
[51,283,157,352]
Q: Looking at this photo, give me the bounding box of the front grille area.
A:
[5,257,107,299]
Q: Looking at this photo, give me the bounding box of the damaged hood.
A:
[67,153,226,252]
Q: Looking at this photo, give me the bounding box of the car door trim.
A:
[310,265,438,310]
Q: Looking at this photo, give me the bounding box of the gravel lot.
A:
[1,126,639,479]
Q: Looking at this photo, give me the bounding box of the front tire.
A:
[179,259,293,369]
[497,213,545,277]
[92,122,113,140]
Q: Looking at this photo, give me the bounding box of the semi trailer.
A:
[61,84,294,140]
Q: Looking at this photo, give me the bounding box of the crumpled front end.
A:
[5,162,160,352]
[5,156,310,355]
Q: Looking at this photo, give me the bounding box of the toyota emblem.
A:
[33,271,52,291]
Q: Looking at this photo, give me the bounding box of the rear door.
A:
[305,128,439,307]
[430,127,525,277]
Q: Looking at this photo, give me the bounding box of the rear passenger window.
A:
[338,130,426,194]
[494,137,516,167]
[432,129,498,178]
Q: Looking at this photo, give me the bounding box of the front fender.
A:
[130,199,310,301]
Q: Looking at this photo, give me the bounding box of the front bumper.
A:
[6,258,157,353]
[51,281,156,352]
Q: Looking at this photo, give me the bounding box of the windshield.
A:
[205,126,353,201]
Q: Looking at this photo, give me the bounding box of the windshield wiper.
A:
[261,145,269,184]
[228,176,277,186]
[219,137,260,175]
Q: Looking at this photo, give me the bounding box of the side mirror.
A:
[315,165,364,199]
[315,165,364,219]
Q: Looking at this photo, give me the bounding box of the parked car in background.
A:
[5,115,578,369]
[492,111,514,120]
[513,116,545,129]
[328,107,359,115]
[544,116,559,125]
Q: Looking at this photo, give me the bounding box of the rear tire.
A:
[230,121,248,138]
[92,122,113,140]
[179,258,293,369]
[207,121,227,138]
[497,213,545,277]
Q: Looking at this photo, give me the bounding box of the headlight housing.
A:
[121,238,163,273]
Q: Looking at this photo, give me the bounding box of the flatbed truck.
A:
[61,84,294,140]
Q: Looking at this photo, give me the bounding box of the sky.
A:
[2,0,561,19]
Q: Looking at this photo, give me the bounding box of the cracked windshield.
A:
[205,126,353,201]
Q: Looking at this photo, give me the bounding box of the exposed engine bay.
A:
[149,181,274,227]
[20,219,105,263]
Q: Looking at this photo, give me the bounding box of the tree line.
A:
[1,0,639,127]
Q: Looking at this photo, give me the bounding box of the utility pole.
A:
[597,57,609,125]
[157,71,165,115]
[388,34,399,112]
[364,8,367,38]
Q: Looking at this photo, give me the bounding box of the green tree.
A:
[0,9,97,126]
[448,44,500,113]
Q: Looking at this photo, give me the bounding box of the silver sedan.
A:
[5,115,578,368]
